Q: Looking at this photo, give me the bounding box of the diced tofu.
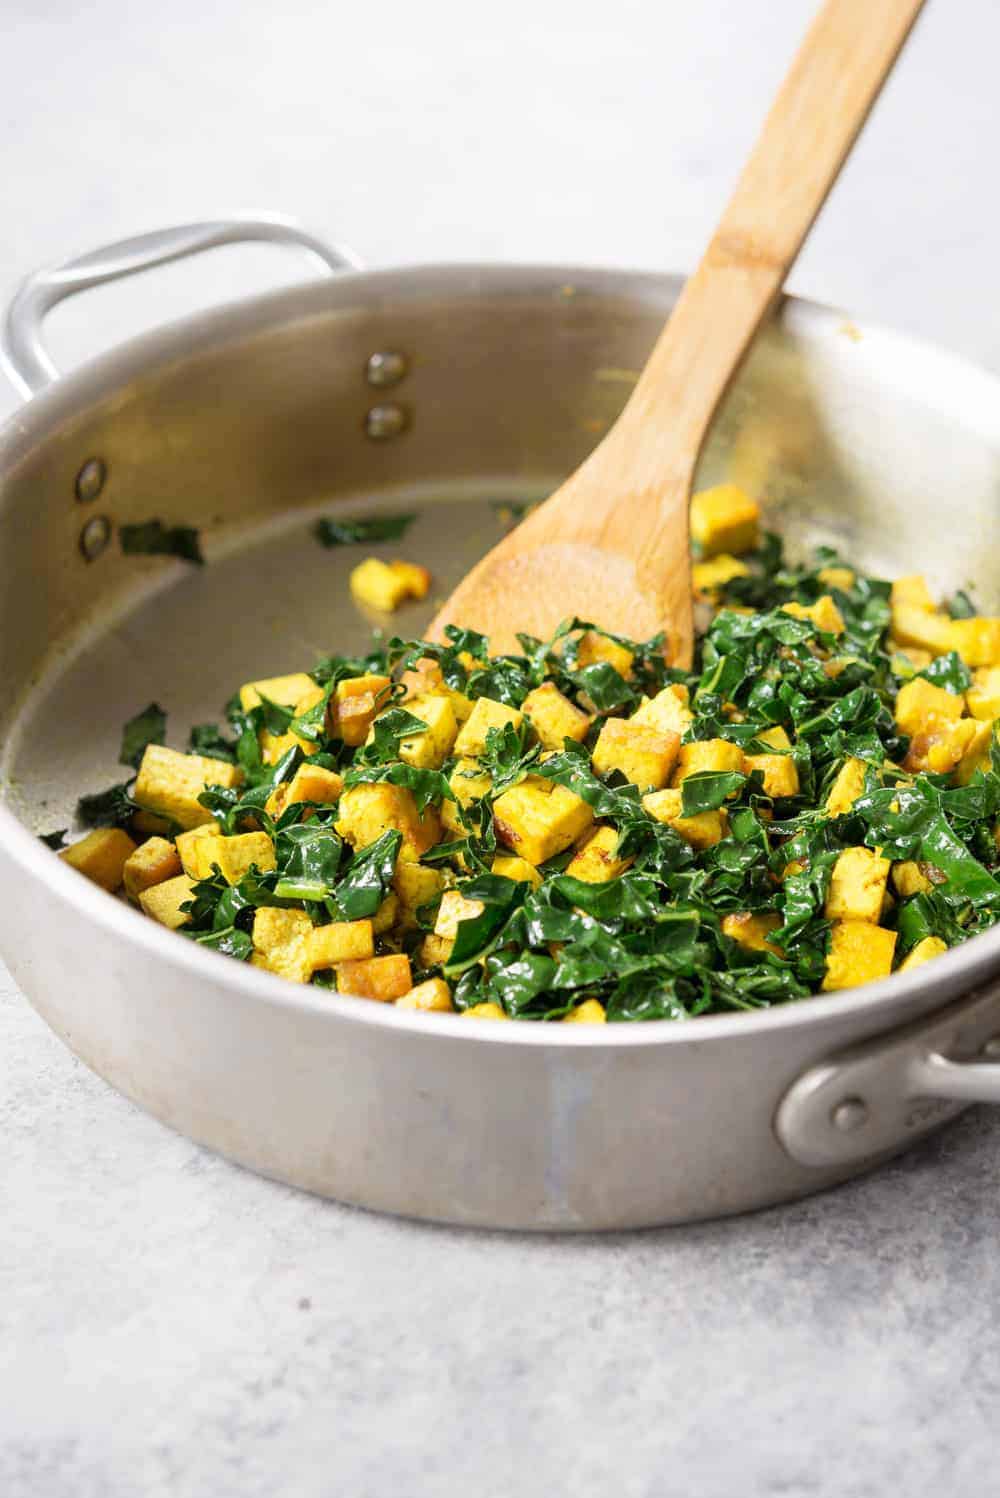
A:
[890,606,955,656]
[462,1002,510,1021]
[266,763,344,819]
[491,853,542,888]
[574,630,634,679]
[949,618,1000,668]
[175,822,222,877]
[562,999,607,1024]
[387,560,432,600]
[721,911,783,954]
[453,697,524,758]
[329,675,392,747]
[672,737,744,785]
[817,566,856,592]
[448,757,493,807]
[756,725,792,750]
[60,827,137,891]
[826,758,867,817]
[395,977,454,1013]
[824,847,891,923]
[130,809,174,838]
[898,935,949,972]
[632,684,693,737]
[400,656,475,722]
[350,557,430,613]
[903,718,978,776]
[889,643,935,671]
[259,728,319,766]
[418,933,454,968]
[953,718,995,785]
[892,861,933,898]
[392,861,445,913]
[642,788,728,850]
[894,677,966,737]
[822,920,897,990]
[692,554,750,599]
[492,782,593,865]
[394,694,458,769]
[743,750,800,797]
[122,836,183,901]
[781,596,845,635]
[435,889,486,944]
[134,745,243,831]
[239,672,316,711]
[308,919,374,970]
[689,484,760,557]
[592,718,680,791]
[139,873,197,930]
[968,667,1000,721]
[189,831,276,883]
[337,953,413,1001]
[371,892,399,935]
[337,782,440,861]
[251,907,314,983]
[564,825,632,883]
[521,682,591,750]
[891,575,937,614]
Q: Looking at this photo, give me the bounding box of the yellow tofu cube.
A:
[395,694,458,769]
[251,907,313,983]
[175,821,222,877]
[260,729,319,766]
[824,847,891,923]
[721,911,783,953]
[372,892,400,935]
[903,718,978,776]
[453,697,524,757]
[818,566,856,592]
[954,719,995,785]
[308,919,374,970]
[441,757,491,837]
[337,782,440,861]
[894,676,966,737]
[387,559,432,600]
[574,631,634,679]
[329,675,393,747]
[890,606,955,657]
[491,854,543,888]
[122,836,183,901]
[138,873,197,930]
[418,932,454,968]
[266,763,344,819]
[689,484,760,557]
[395,977,455,1013]
[521,682,591,750]
[60,827,137,891]
[337,953,413,1001]
[632,684,693,737]
[642,788,728,850]
[239,672,317,712]
[349,557,412,612]
[592,718,680,791]
[692,554,750,599]
[968,667,1000,721]
[781,596,846,636]
[492,782,594,866]
[434,889,486,948]
[898,935,948,972]
[742,751,800,797]
[462,1002,510,1021]
[189,831,276,883]
[564,825,632,883]
[392,861,445,913]
[562,999,607,1024]
[822,920,897,990]
[672,737,745,786]
[949,618,1000,668]
[826,758,867,817]
[891,575,937,614]
[400,656,475,722]
[892,861,933,898]
[134,745,244,831]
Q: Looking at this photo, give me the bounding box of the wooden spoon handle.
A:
[618,0,926,472]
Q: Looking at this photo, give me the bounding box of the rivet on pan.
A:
[366,351,408,388]
[981,1037,1000,1059]
[75,457,106,503]
[365,403,409,440]
[79,514,111,561]
[831,1097,869,1133]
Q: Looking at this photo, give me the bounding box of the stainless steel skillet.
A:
[3,215,1000,1230]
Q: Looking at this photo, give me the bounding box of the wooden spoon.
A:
[429,0,925,665]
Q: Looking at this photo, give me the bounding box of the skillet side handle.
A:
[0,215,363,400]
[776,978,1000,1168]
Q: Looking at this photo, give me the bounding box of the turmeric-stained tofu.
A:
[564,825,632,883]
[329,674,392,747]
[453,697,524,758]
[689,484,760,557]
[562,999,607,1024]
[574,630,634,679]
[435,888,486,940]
[492,781,593,865]
[418,932,454,968]
[259,728,318,766]
[632,684,693,737]
[251,907,313,983]
[892,861,933,898]
[721,911,783,954]
[266,763,344,819]
[189,831,276,883]
[491,853,542,888]
[60,827,137,892]
[903,718,978,776]
[672,737,744,786]
[890,606,955,656]
[898,935,949,972]
[592,718,679,790]
[175,822,222,877]
[948,618,1000,668]
[642,788,728,850]
[743,748,800,797]
[462,1002,510,1021]
[134,745,243,830]
[448,757,493,807]
[350,557,430,613]
[954,719,995,785]
[822,920,897,990]
[139,873,197,930]
[122,836,182,901]
[894,677,966,737]
[400,656,475,723]
[392,860,445,915]
[239,672,316,712]
[394,694,458,769]
[308,919,374,970]
[818,566,856,593]
[968,667,1000,721]
[781,596,846,636]
[336,953,413,1001]
[521,682,591,750]
[826,757,867,817]
[387,560,432,600]
[395,977,454,1012]
[824,847,891,923]
[337,782,440,861]
[692,554,750,599]
[891,575,937,614]
[371,892,399,935]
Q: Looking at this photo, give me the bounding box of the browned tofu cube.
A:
[250,907,314,982]
[574,631,634,679]
[521,682,591,751]
[642,788,728,849]
[309,920,374,970]
[328,675,392,746]
[592,718,680,790]
[672,738,744,786]
[824,847,891,923]
[134,745,244,831]
[822,920,897,990]
[337,782,440,861]
[138,874,197,930]
[60,827,137,892]
[564,825,633,883]
[395,977,454,1012]
[122,836,182,901]
[336,953,413,1001]
[492,782,593,865]
[453,697,524,757]
[721,911,782,954]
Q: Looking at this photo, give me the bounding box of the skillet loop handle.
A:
[0,215,363,399]
[776,979,1000,1169]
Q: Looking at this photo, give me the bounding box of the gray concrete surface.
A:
[3,0,1000,1493]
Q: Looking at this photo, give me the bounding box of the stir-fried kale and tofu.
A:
[56,484,1000,1022]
